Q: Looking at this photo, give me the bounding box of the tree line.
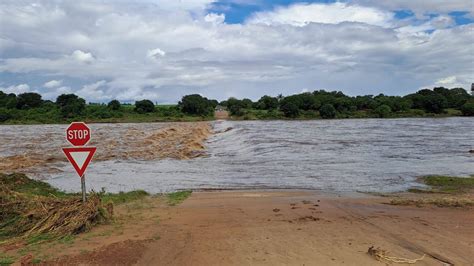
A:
[213,87,474,118]
[0,86,473,123]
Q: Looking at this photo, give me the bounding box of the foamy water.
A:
[1,118,473,193]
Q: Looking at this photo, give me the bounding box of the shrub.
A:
[134,100,155,113]
[374,104,392,118]
[16,92,43,109]
[178,94,214,116]
[107,100,121,110]
[461,102,474,116]
[319,104,336,119]
[0,108,12,122]
[56,94,86,118]
[257,95,279,110]
[281,101,300,118]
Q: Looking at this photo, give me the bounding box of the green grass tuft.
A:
[167,191,192,206]
[0,173,68,198]
[0,256,15,266]
[100,190,149,205]
[421,175,474,193]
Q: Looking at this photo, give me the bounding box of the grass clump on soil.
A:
[100,190,149,205]
[389,198,474,208]
[0,254,15,266]
[0,173,110,244]
[167,190,192,206]
[411,175,474,194]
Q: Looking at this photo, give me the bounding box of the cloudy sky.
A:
[0,0,473,103]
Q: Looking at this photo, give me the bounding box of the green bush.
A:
[134,99,155,113]
[0,108,12,122]
[16,92,43,109]
[374,104,392,118]
[107,100,121,110]
[178,94,213,116]
[281,101,300,118]
[461,102,474,116]
[56,94,86,118]
[319,104,336,119]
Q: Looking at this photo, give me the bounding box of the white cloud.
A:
[43,79,62,88]
[0,84,31,94]
[205,13,225,24]
[71,50,95,63]
[0,1,472,102]
[354,0,474,17]
[76,80,108,102]
[247,2,393,27]
[147,48,166,59]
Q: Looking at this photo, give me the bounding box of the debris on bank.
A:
[0,173,111,243]
[367,246,425,264]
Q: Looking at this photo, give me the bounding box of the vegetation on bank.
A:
[0,86,473,124]
[0,173,148,244]
[221,87,473,119]
[167,190,192,206]
[387,175,474,208]
[412,175,474,194]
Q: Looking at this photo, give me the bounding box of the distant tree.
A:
[241,98,253,109]
[0,108,12,122]
[107,100,121,110]
[0,92,17,109]
[257,95,279,110]
[461,101,474,116]
[16,92,42,109]
[422,94,448,114]
[56,94,86,118]
[226,97,246,116]
[178,94,213,116]
[319,104,336,119]
[280,101,300,118]
[134,99,155,113]
[443,88,470,108]
[334,97,354,113]
[209,99,219,109]
[374,104,392,118]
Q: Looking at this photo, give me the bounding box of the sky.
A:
[0,0,473,103]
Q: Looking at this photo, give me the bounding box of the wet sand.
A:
[27,190,474,266]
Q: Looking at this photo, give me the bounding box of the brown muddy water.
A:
[0,118,473,193]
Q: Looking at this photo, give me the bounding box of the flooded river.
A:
[1,118,473,193]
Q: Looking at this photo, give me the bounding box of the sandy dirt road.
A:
[31,190,474,266]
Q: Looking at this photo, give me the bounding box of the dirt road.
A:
[30,190,474,265]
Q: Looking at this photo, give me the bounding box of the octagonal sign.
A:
[66,122,91,146]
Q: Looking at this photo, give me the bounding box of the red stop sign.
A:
[66,122,91,146]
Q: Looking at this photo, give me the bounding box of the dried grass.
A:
[0,177,110,243]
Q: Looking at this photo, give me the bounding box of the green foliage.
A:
[0,173,68,198]
[107,100,121,110]
[257,95,279,110]
[100,190,149,204]
[178,94,214,116]
[374,104,391,118]
[56,94,86,118]
[134,99,155,113]
[460,101,474,116]
[0,91,18,109]
[319,104,336,119]
[16,92,43,109]
[280,101,300,118]
[422,175,474,193]
[167,190,192,206]
[226,97,247,116]
[0,108,12,122]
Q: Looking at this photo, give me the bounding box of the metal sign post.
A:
[81,174,86,203]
